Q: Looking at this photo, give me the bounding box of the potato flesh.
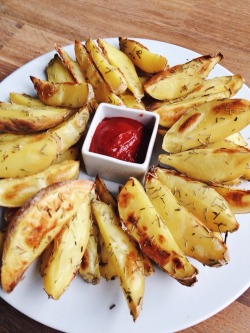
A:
[1,180,94,293]
[118,177,198,285]
[9,92,46,107]
[46,54,75,83]
[145,174,229,266]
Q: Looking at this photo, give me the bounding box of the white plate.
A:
[0,38,250,333]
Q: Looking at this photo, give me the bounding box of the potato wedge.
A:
[145,173,229,266]
[92,199,145,321]
[75,40,124,106]
[211,185,250,214]
[98,232,117,281]
[119,37,168,74]
[55,44,86,83]
[0,102,75,133]
[118,91,145,110]
[149,74,244,127]
[39,241,54,277]
[43,182,93,299]
[1,179,94,293]
[0,160,80,207]
[46,54,75,83]
[52,147,79,164]
[85,39,127,94]
[78,221,101,285]
[118,177,198,286]
[154,168,239,233]
[144,53,223,100]
[30,76,94,108]
[9,92,45,107]
[162,99,250,153]
[95,175,117,208]
[97,38,144,100]
[159,147,250,184]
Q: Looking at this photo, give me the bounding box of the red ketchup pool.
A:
[89,117,150,163]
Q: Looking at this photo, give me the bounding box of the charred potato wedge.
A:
[144,53,223,100]
[46,54,75,83]
[118,177,198,286]
[92,199,145,321]
[1,179,94,293]
[119,37,168,74]
[162,99,250,153]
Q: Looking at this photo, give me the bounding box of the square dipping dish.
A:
[82,103,160,184]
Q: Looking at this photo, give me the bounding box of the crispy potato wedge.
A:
[0,160,80,207]
[145,173,229,266]
[0,102,75,133]
[79,221,101,285]
[159,147,250,184]
[149,74,244,127]
[95,175,117,208]
[85,39,127,94]
[144,53,223,100]
[43,182,93,299]
[97,38,144,100]
[55,44,86,83]
[92,199,145,321]
[154,168,239,233]
[211,185,250,214]
[39,240,54,277]
[119,37,168,74]
[9,92,45,107]
[118,177,198,286]
[118,91,145,109]
[30,76,94,108]
[46,54,75,83]
[75,40,124,106]
[162,99,250,153]
[1,179,94,293]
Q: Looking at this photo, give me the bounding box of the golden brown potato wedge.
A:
[75,40,124,106]
[1,179,94,293]
[154,167,239,233]
[118,91,145,109]
[144,53,223,100]
[55,44,86,83]
[0,160,80,207]
[43,182,93,299]
[159,147,250,184]
[0,102,75,133]
[46,54,75,83]
[119,37,168,74]
[85,38,127,94]
[98,232,117,281]
[9,92,45,107]
[162,99,250,153]
[92,199,145,321]
[95,175,117,209]
[97,38,144,100]
[145,173,229,266]
[78,222,101,285]
[30,76,94,108]
[118,177,198,286]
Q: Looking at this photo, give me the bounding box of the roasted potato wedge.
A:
[154,167,239,233]
[118,91,145,109]
[0,102,75,133]
[75,40,124,106]
[118,177,198,286]
[98,232,117,281]
[30,76,94,108]
[78,221,101,285]
[119,37,168,74]
[46,54,75,83]
[97,38,144,100]
[92,199,145,321]
[85,38,127,94]
[159,147,250,184]
[145,173,229,266]
[144,53,223,100]
[0,160,80,207]
[149,74,244,127]
[162,99,250,153]
[9,92,45,107]
[95,175,117,208]
[52,147,79,164]
[43,181,93,299]
[1,179,94,293]
[211,185,250,214]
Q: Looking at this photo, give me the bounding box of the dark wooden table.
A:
[0,1,250,332]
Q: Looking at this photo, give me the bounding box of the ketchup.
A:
[89,117,149,163]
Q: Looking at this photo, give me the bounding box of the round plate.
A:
[0,38,249,333]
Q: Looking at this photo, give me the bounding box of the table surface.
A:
[0,0,250,332]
